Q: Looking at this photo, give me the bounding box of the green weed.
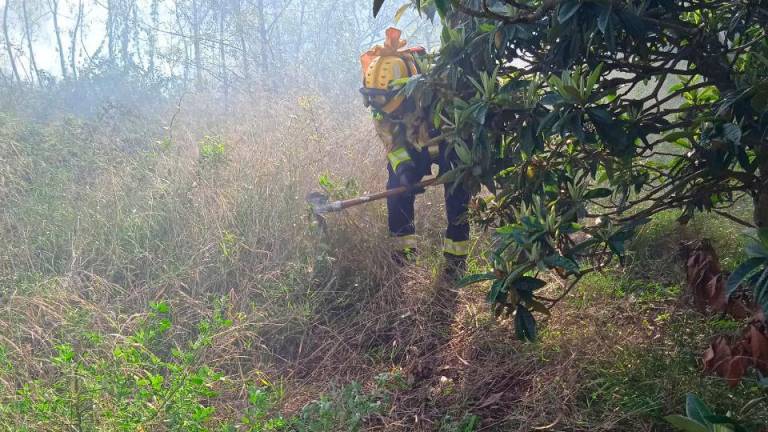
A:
[295,382,385,432]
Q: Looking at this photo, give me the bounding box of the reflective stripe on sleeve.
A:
[387,147,412,172]
[443,238,470,257]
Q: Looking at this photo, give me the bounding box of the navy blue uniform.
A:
[386,142,471,257]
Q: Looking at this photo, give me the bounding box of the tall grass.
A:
[3,91,765,431]
[0,91,452,430]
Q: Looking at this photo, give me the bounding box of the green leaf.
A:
[746,237,768,258]
[513,276,547,292]
[669,82,685,93]
[457,272,498,288]
[487,279,505,303]
[373,0,386,17]
[528,299,551,316]
[586,63,604,96]
[520,123,539,154]
[471,102,489,125]
[685,394,713,425]
[562,84,583,103]
[663,131,690,142]
[704,415,739,426]
[664,415,708,432]
[151,301,170,314]
[542,255,580,275]
[434,0,449,18]
[584,188,612,200]
[496,224,518,235]
[454,141,473,164]
[727,258,764,295]
[478,23,496,33]
[433,99,445,128]
[514,304,537,342]
[758,228,768,246]
[558,0,581,23]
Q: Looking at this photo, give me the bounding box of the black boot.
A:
[443,253,467,281]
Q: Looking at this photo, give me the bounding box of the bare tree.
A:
[21,0,40,85]
[234,0,248,81]
[255,0,268,74]
[3,0,20,83]
[191,0,203,86]
[147,0,158,75]
[69,0,83,79]
[217,0,228,104]
[106,0,115,62]
[0,0,435,95]
[47,0,68,79]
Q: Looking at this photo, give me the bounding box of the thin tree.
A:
[147,0,158,75]
[21,0,40,86]
[3,0,20,83]
[106,0,115,62]
[217,0,228,105]
[47,0,67,79]
[69,0,83,79]
[255,0,268,74]
[234,0,248,81]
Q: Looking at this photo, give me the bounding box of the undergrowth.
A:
[1,95,766,431]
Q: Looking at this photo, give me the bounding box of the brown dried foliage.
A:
[704,321,768,387]
[685,241,767,386]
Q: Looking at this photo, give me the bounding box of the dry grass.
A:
[0,90,464,429]
[0,92,764,431]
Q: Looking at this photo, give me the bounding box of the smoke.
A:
[0,0,439,114]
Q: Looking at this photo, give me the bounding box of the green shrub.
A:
[1,301,233,431]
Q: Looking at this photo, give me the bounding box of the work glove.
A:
[397,162,425,195]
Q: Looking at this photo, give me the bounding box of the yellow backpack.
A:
[360,28,425,115]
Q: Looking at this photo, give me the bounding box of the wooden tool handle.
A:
[338,177,440,210]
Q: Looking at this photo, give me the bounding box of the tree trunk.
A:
[173,3,190,88]
[192,0,203,87]
[48,0,68,79]
[22,0,40,86]
[120,0,132,72]
[69,0,83,79]
[148,0,158,75]
[235,0,248,81]
[218,1,228,107]
[130,3,142,70]
[107,0,115,62]
[3,0,21,83]
[256,0,269,74]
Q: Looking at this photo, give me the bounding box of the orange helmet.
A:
[360,28,425,114]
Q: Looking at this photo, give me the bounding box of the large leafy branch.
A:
[376,0,768,340]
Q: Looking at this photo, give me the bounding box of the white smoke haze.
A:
[0,0,439,102]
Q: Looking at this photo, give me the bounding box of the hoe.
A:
[306,177,439,227]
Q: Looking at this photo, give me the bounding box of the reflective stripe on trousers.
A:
[393,234,419,251]
[443,238,470,257]
[386,142,471,254]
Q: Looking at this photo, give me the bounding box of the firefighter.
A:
[360,28,470,278]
